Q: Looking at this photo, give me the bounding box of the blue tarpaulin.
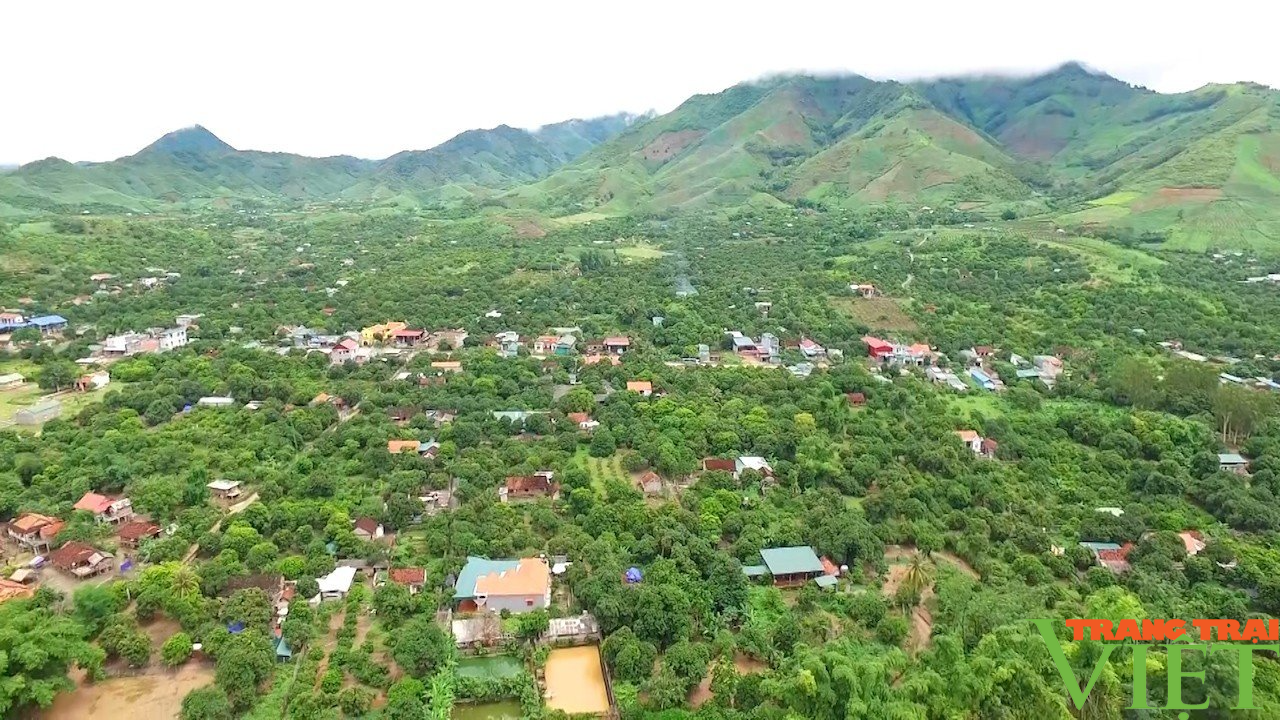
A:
[624,567,643,583]
[227,621,246,634]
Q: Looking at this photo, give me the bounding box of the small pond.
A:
[456,654,523,679]
[451,700,522,720]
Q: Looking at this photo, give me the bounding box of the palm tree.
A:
[902,554,935,599]
[172,565,200,601]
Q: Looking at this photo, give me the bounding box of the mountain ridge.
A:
[3,63,1280,250]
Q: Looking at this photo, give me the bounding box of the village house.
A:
[626,380,653,397]
[427,328,468,351]
[313,566,358,603]
[454,556,551,613]
[102,332,151,357]
[968,367,1000,391]
[0,373,24,390]
[954,430,996,458]
[117,519,163,548]
[386,567,426,595]
[75,371,110,392]
[330,337,359,365]
[849,283,880,298]
[1179,531,1206,557]
[360,321,408,346]
[741,546,826,587]
[0,312,25,331]
[702,457,737,473]
[493,331,522,358]
[500,471,559,502]
[15,400,61,426]
[798,338,825,359]
[7,513,65,551]
[391,328,426,347]
[73,492,134,524]
[581,353,621,366]
[845,392,866,406]
[863,336,932,367]
[1219,453,1250,475]
[387,439,426,455]
[603,336,630,355]
[567,412,599,431]
[158,326,188,351]
[927,366,969,392]
[1080,541,1134,574]
[26,315,68,335]
[734,456,774,480]
[387,405,420,423]
[353,517,385,542]
[430,360,462,374]
[196,396,235,408]
[206,479,243,504]
[50,541,115,580]
[635,470,663,496]
[0,578,35,604]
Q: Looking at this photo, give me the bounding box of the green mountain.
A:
[5,65,1280,249]
[918,66,1280,248]
[0,115,640,216]
[513,74,1039,215]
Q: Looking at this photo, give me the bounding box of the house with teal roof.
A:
[741,546,827,587]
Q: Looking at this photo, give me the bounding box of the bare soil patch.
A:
[641,130,705,162]
[1132,187,1222,212]
[39,663,215,720]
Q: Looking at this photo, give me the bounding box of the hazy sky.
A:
[2,1,1274,165]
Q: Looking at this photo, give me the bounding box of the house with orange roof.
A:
[626,380,653,397]
[430,360,462,374]
[73,492,134,525]
[454,557,551,613]
[388,440,423,455]
[117,519,163,548]
[1179,531,1206,557]
[7,513,64,551]
[955,430,983,455]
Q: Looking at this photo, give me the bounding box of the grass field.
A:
[949,393,1004,419]
[1037,233,1165,282]
[829,296,920,332]
[572,447,629,495]
[614,244,669,260]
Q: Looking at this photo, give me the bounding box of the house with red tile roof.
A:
[353,517,384,541]
[626,380,653,396]
[602,336,630,354]
[73,492,134,524]
[500,471,559,502]
[49,541,114,579]
[117,520,163,548]
[702,458,736,473]
[388,567,426,594]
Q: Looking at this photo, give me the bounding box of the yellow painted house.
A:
[361,321,407,346]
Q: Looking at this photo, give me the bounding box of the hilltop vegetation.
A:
[6,64,1280,247]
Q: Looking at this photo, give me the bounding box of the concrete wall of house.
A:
[481,592,549,613]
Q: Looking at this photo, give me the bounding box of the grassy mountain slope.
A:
[0,117,636,215]
[921,67,1280,249]
[515,76,1037,215]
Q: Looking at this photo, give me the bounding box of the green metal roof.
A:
[814,575,838,589]
[741,564,769,577]
[454,556,520,599]
[759,546,824,576]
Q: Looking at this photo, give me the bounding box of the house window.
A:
[525,599,533,607]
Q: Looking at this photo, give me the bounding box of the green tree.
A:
[163,632,194,666]
[37,360,79,391]
[390,616,455,677]
[180,685,234,720]
[0,600,104,714]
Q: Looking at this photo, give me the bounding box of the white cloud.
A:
[1,0,1273,164]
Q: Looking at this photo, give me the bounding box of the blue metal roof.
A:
[28,315,67,326]
[454,556,520,599]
